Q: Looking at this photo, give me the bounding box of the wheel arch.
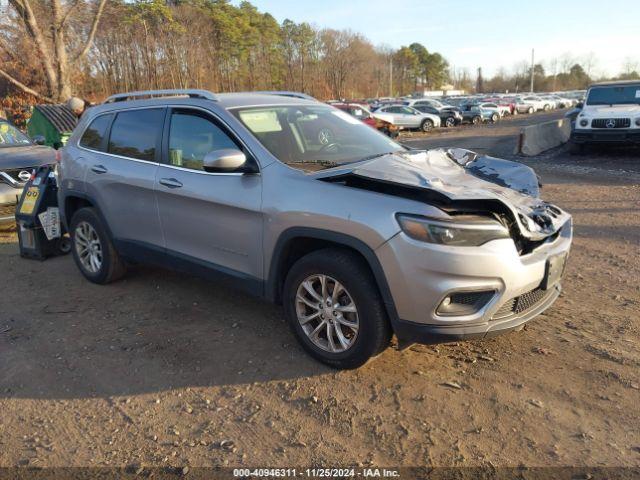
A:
[62,192,115,241]
[266,227,400,325]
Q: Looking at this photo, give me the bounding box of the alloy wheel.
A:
[295,274,359,353]
[74,221,103,273]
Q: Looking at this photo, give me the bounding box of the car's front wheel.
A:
[444,117,456,128]
[490,113,499,123]
[528,107,534,114]
[472,115,482,125]
[70,207,126,284]
[283,249,392,369]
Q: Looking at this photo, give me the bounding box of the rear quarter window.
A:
[79,114,112,151]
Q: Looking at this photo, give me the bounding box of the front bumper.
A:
[571,128,640,144]
[376,220,572,343]
[393,284,561,344]
[0,183,22,225]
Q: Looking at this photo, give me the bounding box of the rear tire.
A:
[490,113,499,123]
[420,119,434,132]
[70,207,126,284]
[472,116,481,125]
[528,107,534,114]
[282,248,392,369]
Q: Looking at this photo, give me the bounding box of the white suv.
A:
[570,80,640,154]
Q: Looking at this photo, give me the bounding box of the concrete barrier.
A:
[516,118,572,156]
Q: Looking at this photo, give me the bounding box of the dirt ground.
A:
[1,141,639,475]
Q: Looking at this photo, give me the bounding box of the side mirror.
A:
[203,148,247,172]
[575,102,583,109]
[32,135,46,146]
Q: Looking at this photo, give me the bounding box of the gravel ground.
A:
[1,118,639,476]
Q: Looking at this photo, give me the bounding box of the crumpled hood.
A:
[315,148,571,241]
[0,145,56,169]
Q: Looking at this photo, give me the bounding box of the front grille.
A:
[591,118,631,129]
[1,168,33,186]
[492,287,552,320]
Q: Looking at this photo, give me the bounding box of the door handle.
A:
[159,177,183,189]
[91,164,108,174]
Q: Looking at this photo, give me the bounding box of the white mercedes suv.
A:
[570,80,640,154]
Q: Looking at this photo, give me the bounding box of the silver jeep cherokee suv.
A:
[58,89,572,369]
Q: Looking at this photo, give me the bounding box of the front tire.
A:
[444,117,456,128]
[282,249,392,369]
[70,207,126,284]
[490,113,499,123]
[472,115,482,125]
[528,107,534,114]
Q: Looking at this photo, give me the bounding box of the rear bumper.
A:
[571,129,640,144]
[394,283,561,344]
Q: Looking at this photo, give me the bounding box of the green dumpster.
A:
[27,104,78,149]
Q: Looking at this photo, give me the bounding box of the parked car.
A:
[519,96,550,112]
[413,105,462,127]
[569,80,640,154]
[460,104,500,124]
[538,96,559,109]
[549,95,574,109]
[478,102,510,117]
[0,119,55,224]
[332,103,400,137]
[514,98,535,114]
[404,98,448,110]
[58,89,572,369]
[373,105,441,131]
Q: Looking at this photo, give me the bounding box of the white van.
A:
[570,80,640,154]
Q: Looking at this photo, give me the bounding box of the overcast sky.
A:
[242,0,640,78]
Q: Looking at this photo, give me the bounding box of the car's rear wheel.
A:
[420,119,434,132]
[543,104,550,111]
[70,207,126,284]
[528,107,534,114]
[472,116,481,125]
[283,249,392,369]
[490,113,499,123]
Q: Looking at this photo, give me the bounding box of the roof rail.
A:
[104,89,218,104]
[254,91,316,101]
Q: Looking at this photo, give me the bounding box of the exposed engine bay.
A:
[315,148,572,255]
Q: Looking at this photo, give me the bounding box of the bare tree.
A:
[0,0,106,102]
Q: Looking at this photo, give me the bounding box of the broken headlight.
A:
[396,214,510,246]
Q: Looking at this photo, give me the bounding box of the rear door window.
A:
[79,114,112,151]
[108,109,165,161]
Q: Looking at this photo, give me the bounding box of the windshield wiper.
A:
[356,151,398,162]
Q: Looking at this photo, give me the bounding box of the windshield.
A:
[0,122,32,147]
[586,85,640,106]
[231,105,405,171]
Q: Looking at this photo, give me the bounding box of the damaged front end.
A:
[315,148,571,255]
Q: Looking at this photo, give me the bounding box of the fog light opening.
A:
[436,290,496,317]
